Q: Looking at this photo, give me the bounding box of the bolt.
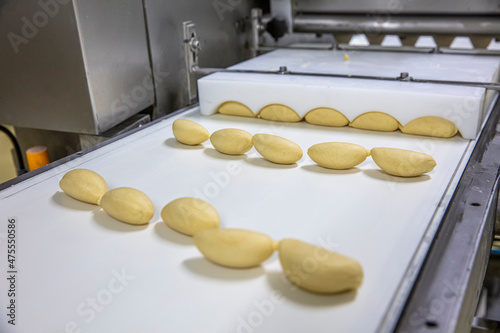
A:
[190,38,200,52]
[399,72,411,80]
[278,66,289,74]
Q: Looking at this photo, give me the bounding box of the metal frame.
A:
[292,0,500,15]
[183,21,199,105]
[257,6,500,56]
[395,100,500,333]
[293,15,500,37]
[183,21,500,93]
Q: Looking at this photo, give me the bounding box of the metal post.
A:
[250,8,263,57]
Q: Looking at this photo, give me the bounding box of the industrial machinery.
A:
[1,1,500,332]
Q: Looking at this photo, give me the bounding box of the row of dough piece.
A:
[59,169,363,295]
[174,119,437,178]
[219,101,459,139]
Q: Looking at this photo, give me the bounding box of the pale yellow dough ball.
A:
[305,108,349,127]
[100,187,154,225]
[350,112,399,132]
[210,128,253,155]
[308,142,370,169]
[253,133,303,164]
[400,116,458,138]
[258,104,302,122]
[218,101,256,117]
[194,228,275,268]
[370,147,437,177]
[172,119,210,145]
[59,169,108,205]
[161,197,220,236]
[279,239,364,294]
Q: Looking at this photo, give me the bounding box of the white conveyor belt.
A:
[0,108,480,332]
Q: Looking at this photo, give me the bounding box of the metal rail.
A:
[293,15,500,37]
[191,65,500,91]
[394,98,500,333]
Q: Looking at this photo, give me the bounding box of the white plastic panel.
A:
[0,108,475,333]
[198,49,500,139]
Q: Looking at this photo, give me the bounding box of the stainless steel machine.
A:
[1,1,500,332]
[0,0,260,161]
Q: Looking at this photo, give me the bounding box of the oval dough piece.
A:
[210,128,253,155]
[100,187,154,225]
[161,197,220,236]
[172,119,210,145]
[279,238,364,294]
[350,112,399,132]
[218,101,256,117]
[258,104,302,122]
[253,133,303,164]
[370,147,437,177]
[400,116,458,138]
[305,108,349,127]
[59,169,108,205]
[308,142,370,169]
[194,229,275,268]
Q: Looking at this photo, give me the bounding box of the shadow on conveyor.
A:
[266,271,357,307]
[245,158,298,169]
[92,210,148,232]
[51,191,102,211]
[164,137,205,149]
[363,169,431,183]
[182,257,265,280]
[204,148,248,160]
[301,165,362,175]
[153,222,193,246]
[301,165,431,181]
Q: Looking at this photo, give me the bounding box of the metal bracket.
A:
[183,21,200,104]
[250,8,264,57]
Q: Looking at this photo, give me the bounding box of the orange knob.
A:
[26,146,50,171]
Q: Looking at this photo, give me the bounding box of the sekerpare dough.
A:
[59,169,108,205]
[400,116,458,138]
[308,142,370,169]
[279,238,364,294]
[100,187,154,225]
[350,112,399,132]
[210,128,253,155]
[161,197,220,236]
[305,107,349,127]
[218,101,256,118]
[172,119,210,145]
[194,229,276,268]
[258,104,302,122]
[253,133,303,164]
[370,147,437,177]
